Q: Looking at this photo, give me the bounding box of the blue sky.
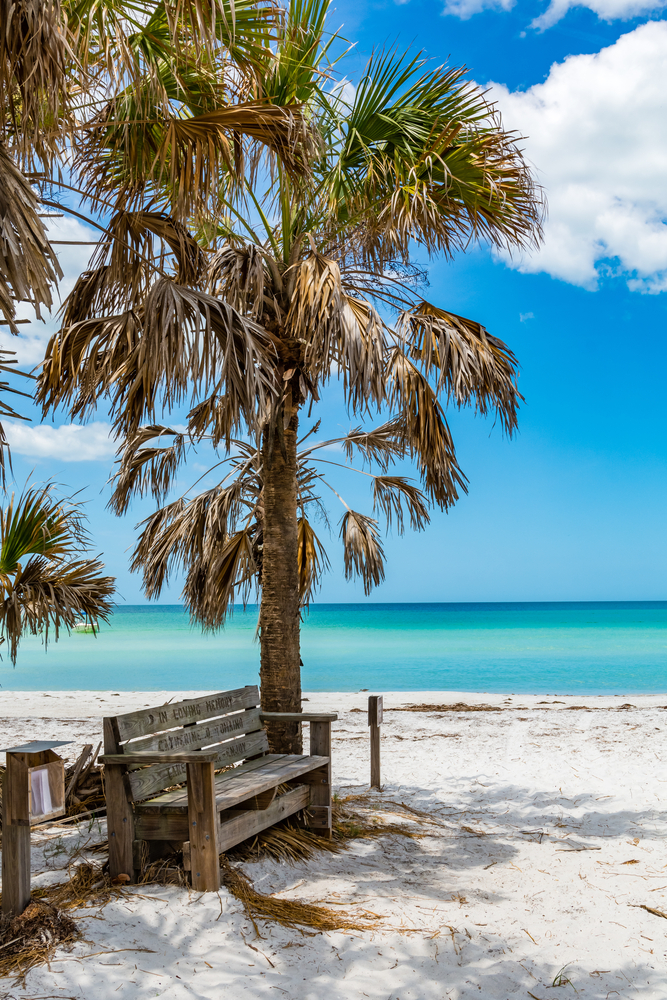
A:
[4,0,667,603]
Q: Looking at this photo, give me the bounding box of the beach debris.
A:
[631,904,667,919]
[551,963,575,988]
[387,703,501,713]
[219,856,381,935]
[0,900,78,982]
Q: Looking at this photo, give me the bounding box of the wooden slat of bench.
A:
[135,754,283,812]
[138,755,329,813]
[133,784,311,844]
[127,730,269,802]
[217,785,310,852]
[115,687,260,743]
[126,708,262,755]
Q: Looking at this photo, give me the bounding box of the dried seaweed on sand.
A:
[220,856,380,935]
[386,703,501,713]
[0,900,78,982]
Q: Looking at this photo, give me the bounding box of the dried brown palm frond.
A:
[219,855,380,934]
[0,144,62,331]
[339,509,385,594]
[0,349,34,485]
[183,525,258,627]
[37,306,144,420]
[38,276,277,437]
[372,475,429,534]
[0,0,75,166]
[287,250,386,409]
[385,347,467,508]
[80,101,313,220]
[208,242,271,320]
[398,300,522,433]
[336,420,408,471]
[187,392,254,448]
[109,425,185,514]
[95,210,208,289]
[131,470,257,598]
[0,554,115,663]
[297,514,329,604]
[0,899,79,984]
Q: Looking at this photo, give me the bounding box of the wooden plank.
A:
[102,751,218,765]
[217,785,310,853]
[368,695,383,728]
[137,755,284,812]
[215,755,330,811]
[138,755,330,813]
[187,760,219,892]
[126,708,262,755]
[308,806,331,829]
[103,717,137,883]
[65,745,93,800]
[126,731,269,803]
[309,721,332,838]
[134,811,189,840]
[2,753,31,915]
[370,725,381,789]
[115,687,260,743]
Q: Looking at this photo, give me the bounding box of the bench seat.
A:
[136,753,330,814]
[101,686,336,892]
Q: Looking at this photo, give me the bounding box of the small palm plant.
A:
[0,484,115,663]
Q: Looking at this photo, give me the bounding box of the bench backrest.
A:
[103,686,268,803]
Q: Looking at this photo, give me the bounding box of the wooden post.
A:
[103,718,137,883]
[368,695,383,789]
[309,721,332,838]
[186,760,219,891]
[2,753,31,916]
[1,740,70,916]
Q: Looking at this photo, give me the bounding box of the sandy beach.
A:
[1,689,666,998]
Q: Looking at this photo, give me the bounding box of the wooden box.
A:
[28,754,66,825]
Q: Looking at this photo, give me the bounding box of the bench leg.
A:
[105,763,137,883]
[186,760,220,892]
[308,721,332,838]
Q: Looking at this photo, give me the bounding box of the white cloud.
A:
[2,215,99,369]
[490,21,667,291]
[4,421,116,462]
[520,312,535,321]
[531,0,666,29]
[442,0,514,18]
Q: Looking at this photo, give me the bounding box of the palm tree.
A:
[0,483,115,663]
[37,0,542,751]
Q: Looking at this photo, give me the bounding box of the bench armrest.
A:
[100,751,218,766]
[259,712,338,723]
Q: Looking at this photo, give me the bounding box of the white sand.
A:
[2,689,667,999]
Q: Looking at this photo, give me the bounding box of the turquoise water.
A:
[2,602,667,694]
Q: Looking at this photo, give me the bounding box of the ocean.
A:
[1,602,667,694]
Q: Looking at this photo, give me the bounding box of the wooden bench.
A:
[100,686,337,892]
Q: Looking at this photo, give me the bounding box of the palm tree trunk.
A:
[259,405,302,753]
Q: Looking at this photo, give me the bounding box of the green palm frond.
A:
[0,484,85,575]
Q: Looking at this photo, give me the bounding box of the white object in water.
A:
[72,620,96,633]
